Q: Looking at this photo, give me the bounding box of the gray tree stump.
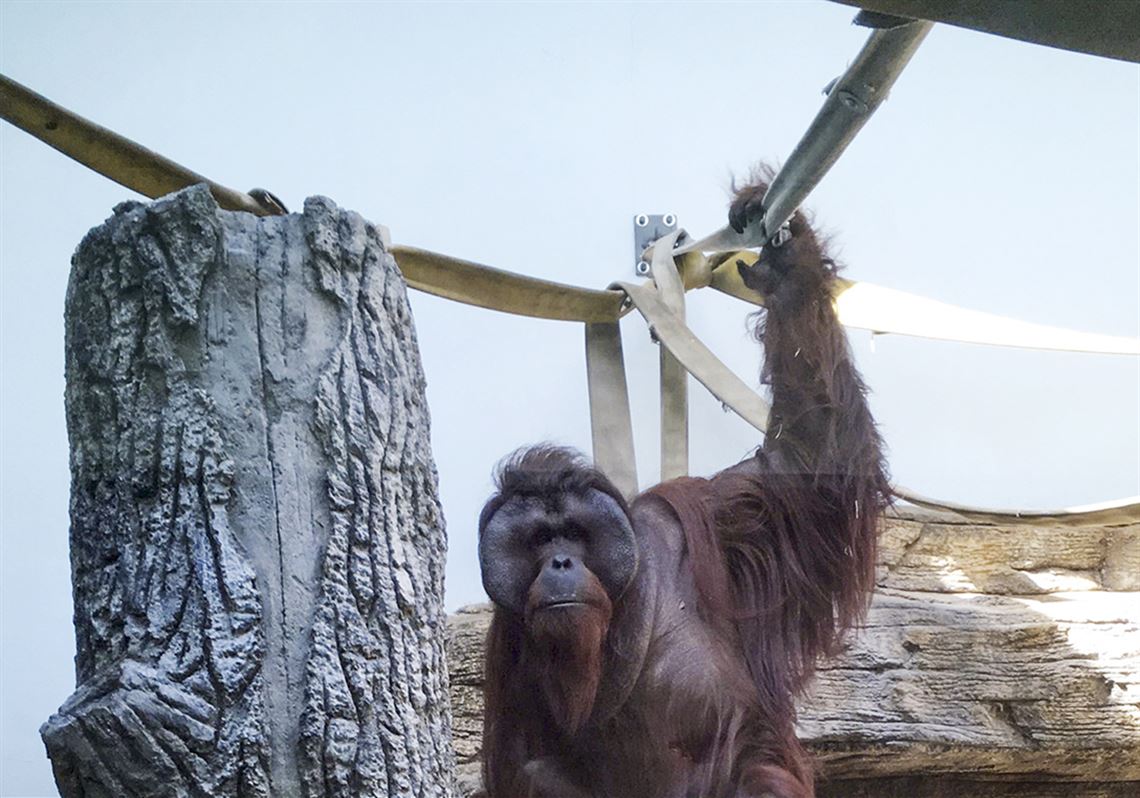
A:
[448,509,1140,797]
[42,185,454,798]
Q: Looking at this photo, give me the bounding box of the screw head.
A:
[837,89,868,113]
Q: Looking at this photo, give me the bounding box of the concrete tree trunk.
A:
[41,185,454,798]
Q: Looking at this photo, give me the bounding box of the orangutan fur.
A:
[477,168,890,798]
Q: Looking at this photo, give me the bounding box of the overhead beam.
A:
[831,0,1140,63]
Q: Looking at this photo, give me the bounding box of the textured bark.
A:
[43,185,454,798]
[447,509,1140,796]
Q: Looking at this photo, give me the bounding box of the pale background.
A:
[1,2,1137,795]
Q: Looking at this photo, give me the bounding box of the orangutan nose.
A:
[537,555,585,601]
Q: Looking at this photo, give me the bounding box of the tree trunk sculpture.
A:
[42,185,454,798]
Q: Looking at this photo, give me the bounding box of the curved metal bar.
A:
[675,19,933,255]
[0,73,270,216]
[392,246,624,323]
[616,271,1139,527]
[712,252,1140,356]
[892,487,1140,527]
[833,279,1140,355]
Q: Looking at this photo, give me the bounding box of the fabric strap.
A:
[584,322,639,499]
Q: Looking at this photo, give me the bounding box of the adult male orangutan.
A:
[476,171,890,798]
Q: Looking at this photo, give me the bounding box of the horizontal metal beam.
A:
[832,0,1140,63]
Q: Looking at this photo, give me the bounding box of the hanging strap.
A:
[584,322,639,498]
[650,230,690,482]
[615,280,773,434]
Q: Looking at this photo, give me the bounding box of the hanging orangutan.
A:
[477,168,890,798]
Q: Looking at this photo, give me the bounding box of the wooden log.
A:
[446,509,1140,795]
[42,186,454,798]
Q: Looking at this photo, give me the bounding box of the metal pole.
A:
[675,19,933,255]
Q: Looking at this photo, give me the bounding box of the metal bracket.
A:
[633,213,677,276]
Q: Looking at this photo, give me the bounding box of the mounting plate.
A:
[633,213,677,276]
